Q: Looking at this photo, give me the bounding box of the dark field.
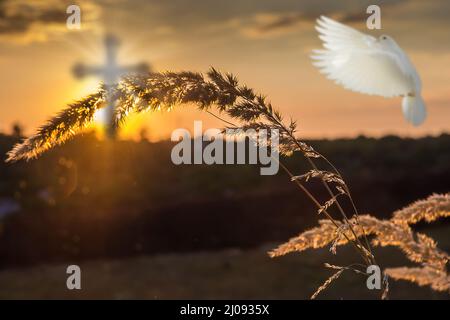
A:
[1,226,449,300]
[0,133,449,299]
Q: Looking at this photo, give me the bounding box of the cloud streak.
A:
[0,0,100,43]
[237,13,309,39]
[212,0,410,39]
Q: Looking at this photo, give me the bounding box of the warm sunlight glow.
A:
[93,107,107,126]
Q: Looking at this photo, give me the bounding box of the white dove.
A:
[311,16,426,126]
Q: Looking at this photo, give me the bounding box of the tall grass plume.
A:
[6,69,449,298]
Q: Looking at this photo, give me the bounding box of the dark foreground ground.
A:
[0,133,448,299]
[0,225,448,300]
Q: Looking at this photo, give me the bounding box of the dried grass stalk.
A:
[4,69,384,296]
[6,91,105,162]
[270,193,450,293]
[391,193,450,225]
[384,267,450,293]
[7,69,373,264]
[9,68,446,297]
[311,268,345,299]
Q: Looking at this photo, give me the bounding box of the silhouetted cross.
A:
[73,34,150,138]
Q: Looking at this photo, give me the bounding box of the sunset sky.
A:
[0,0,449,140]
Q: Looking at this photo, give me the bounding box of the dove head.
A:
[379,35,398,47]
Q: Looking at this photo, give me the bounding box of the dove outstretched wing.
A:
[311,16,416,98]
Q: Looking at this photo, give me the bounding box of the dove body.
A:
[312,16,426,126]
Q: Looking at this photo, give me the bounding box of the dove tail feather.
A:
[402,95,426,126]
